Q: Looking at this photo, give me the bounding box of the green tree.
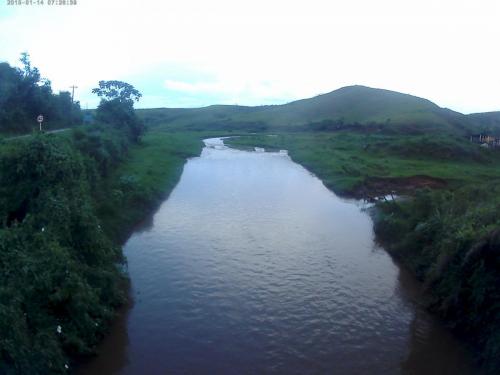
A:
[92,80,144,141]
[91,80,142,105]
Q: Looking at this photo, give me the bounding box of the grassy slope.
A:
[248,86,453,127]
[138,85,473,133]
[225,132,500,197]
[467,111,500,135]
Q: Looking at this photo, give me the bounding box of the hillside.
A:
[467,111,500,135]
[138,85,473,133]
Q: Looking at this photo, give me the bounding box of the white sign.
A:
[37,114,44,131]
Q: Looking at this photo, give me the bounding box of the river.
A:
[80,138,478,374]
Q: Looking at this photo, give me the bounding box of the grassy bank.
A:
[226,132,500,198]
[374,186,500,372]
[96,130,203,243]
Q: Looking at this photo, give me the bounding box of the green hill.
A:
[138,85,473,133]
[467,111,500,135]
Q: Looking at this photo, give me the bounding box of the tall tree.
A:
[92,80,144,141]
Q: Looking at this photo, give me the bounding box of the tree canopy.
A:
[92,80,144,141]
[92,80,142,106]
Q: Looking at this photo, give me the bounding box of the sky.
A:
[0,0,499,113]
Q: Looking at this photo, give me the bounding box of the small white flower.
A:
[57,325,62,334]
[41,227,45,232]
[65,364,69,369]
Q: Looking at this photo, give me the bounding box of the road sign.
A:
[37,114,44,131]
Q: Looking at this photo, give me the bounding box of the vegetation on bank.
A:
[0,127,202,373]
[374,186,500,371]
[0,131,127,373]
[96,130,202,243]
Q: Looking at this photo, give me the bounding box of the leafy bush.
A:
[0,133,127,373]
[374,185,500,372]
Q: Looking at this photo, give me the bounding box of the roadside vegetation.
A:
[0,127,201,374]
[0,132,126,373]
[0,53,82,134]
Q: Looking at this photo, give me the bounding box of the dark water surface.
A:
[80,138,478,374]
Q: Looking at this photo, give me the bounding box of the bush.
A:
[0,133,127,373]
[374,185,500,371]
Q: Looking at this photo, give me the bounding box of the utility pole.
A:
[70,85,78,103]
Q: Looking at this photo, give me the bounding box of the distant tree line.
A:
[0,53,83,133]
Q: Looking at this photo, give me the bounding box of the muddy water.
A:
[80,138,478,374]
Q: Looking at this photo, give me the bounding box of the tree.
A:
[92,80,144,142]
[91,80,142,106]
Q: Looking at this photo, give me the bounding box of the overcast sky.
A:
[1,0,499,113]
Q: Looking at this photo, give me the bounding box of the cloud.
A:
[164,80,234,95]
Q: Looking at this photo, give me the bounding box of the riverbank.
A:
[225,132,500,198]
[226,133,500,372]
[373,186,500,372]
[0,128,131,373]
[96,130,203,243]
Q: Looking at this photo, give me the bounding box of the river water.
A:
[80,138,478,374]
